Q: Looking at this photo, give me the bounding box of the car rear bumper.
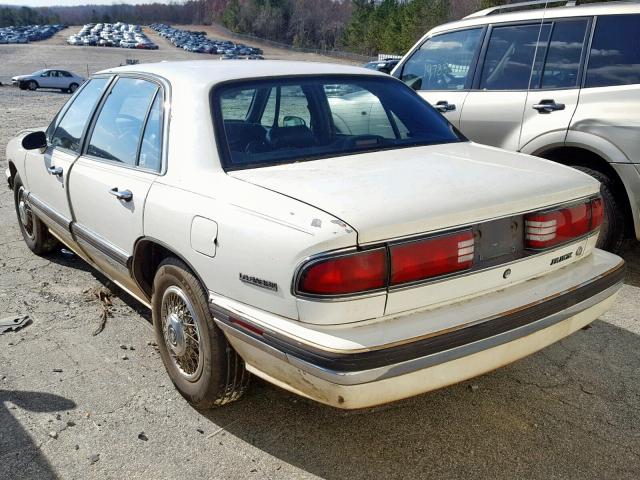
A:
[210,250,624,409]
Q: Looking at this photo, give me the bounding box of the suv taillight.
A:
[525,197,603,250]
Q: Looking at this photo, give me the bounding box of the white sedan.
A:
[11,69,85,93]
[5,61,624,409]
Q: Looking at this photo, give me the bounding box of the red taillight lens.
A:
[390,230,474,285]
[297,248,387,295]
[525,197,603,249]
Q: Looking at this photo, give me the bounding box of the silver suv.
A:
[393,0,640,251]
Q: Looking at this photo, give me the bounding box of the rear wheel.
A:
[13,175,58,255]
[571,166,625,253]
[152,258,249,408]
[27,80,37,91]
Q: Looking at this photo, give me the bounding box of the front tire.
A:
[68,83,78,93]
[27,80,37,91]
[152,258,249,408]
[571,166,625,253]
[13,175,58,255]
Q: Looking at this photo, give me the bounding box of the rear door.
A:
[395,27,485,128]
[519,17,591,151]
[68,76,164,290]
[460,21,545,150]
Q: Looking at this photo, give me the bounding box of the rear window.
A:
[212,75,462,170]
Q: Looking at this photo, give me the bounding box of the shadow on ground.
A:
[199,320,640,479]
[0,390,76,480]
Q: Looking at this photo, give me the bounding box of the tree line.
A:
[5,1,613,55]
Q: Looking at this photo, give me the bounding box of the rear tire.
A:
[571,166,625,253]
[13,175,58,255]
[152,257,249,408]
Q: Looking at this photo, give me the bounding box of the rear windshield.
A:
[212,75,463,170]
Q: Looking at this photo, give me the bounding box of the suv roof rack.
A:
[465,0,582,19]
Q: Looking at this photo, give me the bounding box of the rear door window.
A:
[586,14,640,87]
[479,24,544,90]
[399,28,483,91]
[50,78,109,153]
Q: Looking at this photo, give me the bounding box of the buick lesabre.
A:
[5,61,624,409]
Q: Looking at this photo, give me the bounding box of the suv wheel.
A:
[13,175,59,255]
[152,258,249,408]
[571,166,625,253]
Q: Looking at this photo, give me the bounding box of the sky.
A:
[1,0,175,6]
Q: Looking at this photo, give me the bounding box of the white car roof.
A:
[97,60,386,90]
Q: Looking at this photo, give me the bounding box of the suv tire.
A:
[571,166,625,253]
[152,257,249,408]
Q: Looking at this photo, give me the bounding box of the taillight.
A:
[525,197,603,249]
[390,230,474,285]
[297,248,387,295]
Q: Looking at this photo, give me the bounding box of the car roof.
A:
[429,1,640,36]
[97,60,386,89]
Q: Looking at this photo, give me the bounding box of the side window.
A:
[480,24,543,90]
[40,71,50,77]
[50,78,109,153]
[586,14,640,88]
[138,93,163,172]
[533,20,588,89]
[400,28,483,91]
[61,71,73,78]
[87,78,158,166]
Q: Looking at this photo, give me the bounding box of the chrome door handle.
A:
[109,188,133,202]
[434,100,456,113]
[533,100,565,113]
[47,166,63,176]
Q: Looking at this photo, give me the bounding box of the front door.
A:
[68,76,164,294]
[460,22,545,151]
[395,27,485,128]
[24,78,110,242]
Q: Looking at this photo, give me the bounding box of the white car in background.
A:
[5,61,624,409]
[11,69,84,93]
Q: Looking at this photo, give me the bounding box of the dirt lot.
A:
[1,33,640,480]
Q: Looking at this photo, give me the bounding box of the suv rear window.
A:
[586,14,640,87]
[213,76,462,170]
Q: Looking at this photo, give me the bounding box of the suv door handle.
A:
[434,100,456,112]
[109,188,133,202]
[47,166,63,176]
[533,100,565,113]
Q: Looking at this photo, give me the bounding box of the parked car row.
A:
[0,25,66,44]
[150,24,263,59]
[67,22,157,49]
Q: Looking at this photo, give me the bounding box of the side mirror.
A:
[283,116,306,127]
[22,131,47,150]
[404,77,422,91]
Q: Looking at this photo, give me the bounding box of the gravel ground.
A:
[1,38,640,480]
